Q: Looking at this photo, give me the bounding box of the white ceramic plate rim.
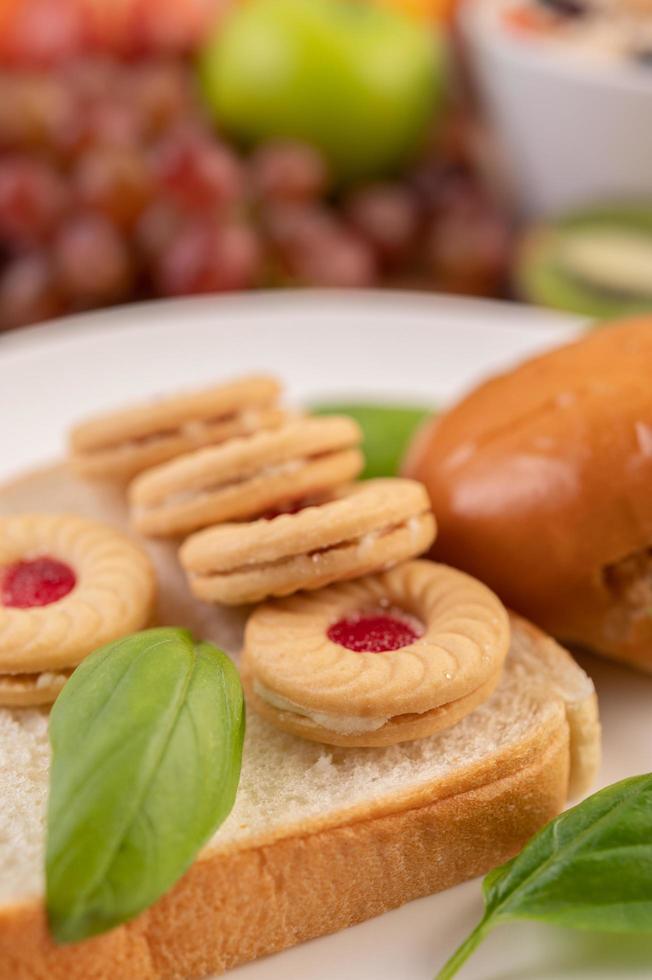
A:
[0,288,579,354]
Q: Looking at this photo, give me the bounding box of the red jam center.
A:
[1,557,76,609]
[327,614,420,653]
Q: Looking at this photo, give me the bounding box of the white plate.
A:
[1,291,651,980]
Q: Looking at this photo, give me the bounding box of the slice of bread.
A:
[0,465,600,980]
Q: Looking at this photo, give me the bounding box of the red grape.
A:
[0,158,68,246]
[263,202,340,252]
[426,204,511,296]
[65,99,144,158]
[0,253,63,329]
[156,219,262,295]
[1,0,87,68]
[432,112,481,171]
[136,200,186,261]
[409,162,455,214]
[0,74,76,153]
[422,169,496,221]
[83,2,139,58]
[151,125,243,210]
[286,227,378,288]
[61,58,120,104]
[133,0,218,55]
[53,214,133,305]
[345,183,419,262]
[130,60,192,137]
[263,202,377,286]
[249,141,329,203]
[74,147,152,230]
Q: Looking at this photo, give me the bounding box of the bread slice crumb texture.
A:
[0,617,597,906]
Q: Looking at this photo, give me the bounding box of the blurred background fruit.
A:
[1,0,651,334]
[0,0,223,66]
[0,0,516,331]
[515,205,652,319]
[198,0,444,183]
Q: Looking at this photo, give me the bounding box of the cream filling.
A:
[253,679,391,735]
[0,668,69,689]
[36,670,69,689]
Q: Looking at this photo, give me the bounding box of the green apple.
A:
[198,0,445,183]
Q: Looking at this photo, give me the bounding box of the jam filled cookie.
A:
[0,514,156,705]
[130,416,364,538]
[69,375,285,482]
[243,560,510,747]
[180,478,435,605]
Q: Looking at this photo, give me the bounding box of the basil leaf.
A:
[46,627,245,945]
[310,401,433,479]
[436,774,652,979]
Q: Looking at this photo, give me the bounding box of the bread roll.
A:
[403,316,652,672]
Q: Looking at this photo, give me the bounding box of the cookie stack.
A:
[69,373,437,602]
[68,374,510,748]
[129,412,438,602]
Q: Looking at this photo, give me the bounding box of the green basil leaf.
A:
[46,627,245,945]
[310,401,433,480]
[483,773,652,931]
[436,774,652,979]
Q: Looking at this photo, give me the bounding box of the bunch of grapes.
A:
[0,0,221,67]
[0,56,512,331]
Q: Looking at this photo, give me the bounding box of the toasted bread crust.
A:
[0,728,568,980]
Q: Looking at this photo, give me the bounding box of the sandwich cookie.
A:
[180,478,435,605]
[0,514,156,706]
[243,559,511,747]
[130,416,364,538]
[69,374,285,482]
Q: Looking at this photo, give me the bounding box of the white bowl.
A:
[458,0,652,217]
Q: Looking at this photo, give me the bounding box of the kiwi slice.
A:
[516,205,652,319]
